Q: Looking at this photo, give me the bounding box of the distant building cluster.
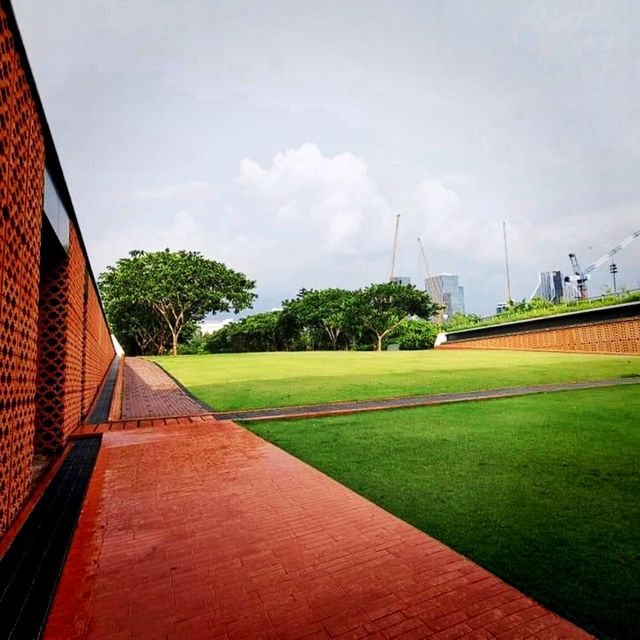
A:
[537,271,564,304]
[425,274,465,318]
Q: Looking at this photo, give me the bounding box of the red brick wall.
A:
[0,4,115,535]
[35,226,91,454]
[82,278,115,416]
[440,318,640,355]
[0,7,45,534]
[35,225,115,455]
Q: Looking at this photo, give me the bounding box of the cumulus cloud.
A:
[89,209,255,281]
[411,178,502,265]
[237,143,391,252]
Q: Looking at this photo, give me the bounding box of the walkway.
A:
[45,359,592,639]
[215,377,640,421]
[121,358,209,419]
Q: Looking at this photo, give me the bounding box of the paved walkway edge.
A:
[214,376,640,421]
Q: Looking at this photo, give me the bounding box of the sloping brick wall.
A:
[440,317,640,355]
[0,3,115,535]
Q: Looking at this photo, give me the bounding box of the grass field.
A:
[247,386,640,640]
[151,350,640,411]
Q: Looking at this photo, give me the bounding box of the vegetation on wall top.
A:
[445,291,640,333]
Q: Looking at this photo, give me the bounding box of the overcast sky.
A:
[13,0,640,316]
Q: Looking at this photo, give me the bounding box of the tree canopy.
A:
[99,249,256,355]
[198,283,441,354]
[281,288,355,350]
[350,282,439,351]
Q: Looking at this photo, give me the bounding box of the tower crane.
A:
[565,229,640,299]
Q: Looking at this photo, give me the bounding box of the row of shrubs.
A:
[180,316,440,354]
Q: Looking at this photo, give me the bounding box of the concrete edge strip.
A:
[217,376,640,422]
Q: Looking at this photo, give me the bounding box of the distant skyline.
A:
[13,0,640,316]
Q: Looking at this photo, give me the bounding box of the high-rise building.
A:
[534,271,564,304]
[425,274,465,317]
[390,276,411,286]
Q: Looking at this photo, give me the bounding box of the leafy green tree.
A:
[99,249,256,355]
[282,288,355,350]
[389,318,439,350]
[178,327,208,355]
[204,312,283,353]
[350,283,440,351]
[229,312,281,352]
[204,324,233,353]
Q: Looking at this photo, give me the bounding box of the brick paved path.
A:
[121,357,209,419]
[44,359,592,639]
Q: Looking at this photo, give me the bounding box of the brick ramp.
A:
[46,418,591,639]
[120,357,210,419]
[215,376,640,421]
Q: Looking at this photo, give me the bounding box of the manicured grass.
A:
[151,350,640,411]
[247,386,640,640]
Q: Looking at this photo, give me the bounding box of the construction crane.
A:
[566,228,640,299]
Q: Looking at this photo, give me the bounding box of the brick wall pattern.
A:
[0,4,115,535]
[440,318,640,355]
[0,8,45,535]
[82,281,115,416]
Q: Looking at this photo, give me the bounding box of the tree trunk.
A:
[376,335,383,352]
[171,331,178,356]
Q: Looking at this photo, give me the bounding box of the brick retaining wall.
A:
[440,315,640,355]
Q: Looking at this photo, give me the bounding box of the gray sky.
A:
[13,0,640,316]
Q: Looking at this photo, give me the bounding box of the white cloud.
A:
[411,178,502,265]
[88,209,255,281]
[411,178,639,278]
[237,143,391,252]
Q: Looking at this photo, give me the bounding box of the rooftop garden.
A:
[444,290,640,332]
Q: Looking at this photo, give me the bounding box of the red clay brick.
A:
[438,317,640,355]
[44,361,594,639]
[120,358,209,419]
[44,416,593,639]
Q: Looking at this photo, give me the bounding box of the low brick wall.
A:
[440,303,640,355]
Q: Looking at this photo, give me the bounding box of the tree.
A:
[389,318,439,350]
[282,288,355,350]
[99,249,256,355]
[227,312,281,352]
[350,283,440,351]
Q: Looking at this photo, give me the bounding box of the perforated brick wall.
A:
[35,226,86,454]
[0,6,45,534]
[440,318,640,355]
[82,282,115,416]
[0,3,115,535]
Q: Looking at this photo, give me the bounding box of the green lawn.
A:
[151,350,640,411]
[247,386,640,640]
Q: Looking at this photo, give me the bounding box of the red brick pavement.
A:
[121,358,209,419]
[46,416,592,640]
